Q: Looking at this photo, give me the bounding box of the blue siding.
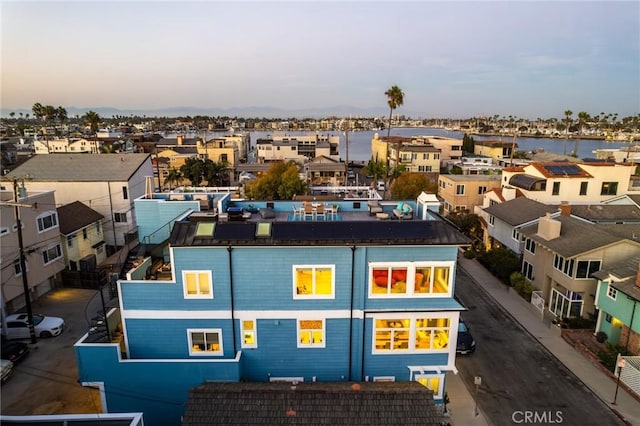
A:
[76,344,240,426]
[135,199,198,244]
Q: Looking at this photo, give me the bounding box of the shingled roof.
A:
[57,201,104,235]
[483,197,557,226]
[182,381,443,426]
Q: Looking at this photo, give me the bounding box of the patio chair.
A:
[292,204,301,220]
[304,203,315,221]
[315,204,325,220]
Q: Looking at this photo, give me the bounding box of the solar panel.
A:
[544,164,582,175]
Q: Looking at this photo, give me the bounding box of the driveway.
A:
[1,288,104,415]
[454,268,625,425]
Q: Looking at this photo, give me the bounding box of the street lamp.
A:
[612,356,626,405]
[474,376,482,416]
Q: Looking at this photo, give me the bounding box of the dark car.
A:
[456,320,476,355]
[1,338,30,364]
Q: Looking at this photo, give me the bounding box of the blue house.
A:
[75,191,470,425]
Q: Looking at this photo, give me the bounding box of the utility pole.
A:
[12,179,37,344]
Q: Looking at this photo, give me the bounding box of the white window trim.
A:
[36,211,59,233]
[187,328,223,356]
[489,215,495,226]
[607,284,618,301]
[373,376,396,382]
[42,243,62,265]
[370,312,456,355]
[240,319,257,349]
[297,318,326,348]
[414,373,445,399]
[292,264,335,299]
[368,261,454,298]
[182,270,214,299]
[269,377,304,383]
[0,226,9,237]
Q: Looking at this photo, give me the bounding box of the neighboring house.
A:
[57,201,107,271]
[438,174,502,215]
[502,161,638,204]
[256,133,340,164]
[593,257,640,354]
[75,192,469,424]
[182,381,444,425]
[197,134,250,166]
[0,188,65,314]
[370,134,446,173]
[448,155,503,175]
[5,153,153,254]
[305,155,347,185]
[473,139,517,162]
[480,197,558,254]
[519,210,640,319]
[33,137,103,154]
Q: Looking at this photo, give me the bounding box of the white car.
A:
[4,313,65,339]
[1,359,14,383]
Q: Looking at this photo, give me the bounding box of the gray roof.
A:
[57,201,104,235]
[483,197,557,226]
[593,256,640,300]
[6,153,151,182]
[570,204,640,223]
[519,215,640,257]
[182,381,443,426]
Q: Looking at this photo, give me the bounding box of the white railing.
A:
[531,291,545,320]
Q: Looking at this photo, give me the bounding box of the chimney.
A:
[177,135,184,145]
[537,212,561,241]
[559,201,571,216]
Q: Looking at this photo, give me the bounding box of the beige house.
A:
[34,137,102,154]
[0,189,65,313]
[474,140,517,161]
[305,156,347,186]
[438,174,502,215]
[371,134,444,173]
[519,210,640,319]
[502,161,638,204]
[256,133,339,164]
[57,201,107,271]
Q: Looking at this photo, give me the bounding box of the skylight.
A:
[256,222,271,238]
[195,222,215,237]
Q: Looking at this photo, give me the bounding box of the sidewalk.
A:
[456,254,640,426]
[446,370,488,426]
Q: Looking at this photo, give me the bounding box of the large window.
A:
[525,238,536,254]
[456,184,465,195]
[293,265,334,298]
[549,288,582,318]
[188,329,222,355]
[579,182,588,196]
[42,244,62,265]
[373,317,450,353]
[241,319,257,348]
[601,182,618,196]
[182,271,213,299]
[575,260,601,279]
[522,261,534,280]
[297,319,325,348]
[415,374,445,399]
[552,182,560,195]
[370,262,452,297]
[37,211,58,233]
[553,254,574,277]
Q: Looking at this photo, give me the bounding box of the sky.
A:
[1,1,639,119]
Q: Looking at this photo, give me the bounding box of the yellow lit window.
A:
[189,329,222,355]
[416,375,444,399]
[242,320,257,348]
[414,267,431,294]
[298,319,325,348]
[294,266,334,298]
[184,271,212,298]
[433,267,450,293]
[374,319,410,351]
[372,267,408,295]
[415,318,449,350]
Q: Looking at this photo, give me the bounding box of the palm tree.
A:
[83,110,101,135]
[385,85,404,138]
[165,168,183,190]
[573,111,590,157]
[56,106,68,137]
[204,160,231,187]
[563,110,573,155]
[362,158,386,186]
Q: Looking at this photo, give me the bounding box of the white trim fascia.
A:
[81,381,107,413]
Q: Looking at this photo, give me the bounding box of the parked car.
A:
[376,181,386,191]
[1,337,30,363]
[1,359,14,383]
[4,313,65,339]
[456,319,476,355]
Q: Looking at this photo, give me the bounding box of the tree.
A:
[573,111,590,157]
[362,158,386,184]
[180,157,207,186]
[462,134,475,154]
[244,161,307,200]
[563,110,573,155]
[389,172,436,200]
[32,103,44,121]
[84,110,101,134]
[56,106,68,137]
[204,160,231,187]
[165,168,183,190]
[385,85,405,178]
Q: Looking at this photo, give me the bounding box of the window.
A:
[549,288,583,318]
[0,227,9,237]
[373,376,396,382]
[13,258,27,276]
[456,184,465,195]
[370,262,452,297]
[83,228,88,240]
[188,329,222,355]
[415,374,445,399]
[114,212,128,223]
[607,284,617,300]
[553,254,574,277]
[293,265,334,298]
[122,186,128,200]
[241,319,257,348]
[478,186,487,195]
[67,234,75,248]
[575,260,601,279]
[96,221,101,234]
[601,182,618,196]
[423,153,429,160]
[489,215,495,226]
[37,211,59,233]
[552,182,560,195]
[579,182,588,196]
[525,238,536,254]
[297,319,325,348]
[418,165,432,172]
[522,261,533,280]
[43,244,62,265]
[434,153,440,160]
[182,271,213,298]
[512,228,521,242]
[373,317,450,353]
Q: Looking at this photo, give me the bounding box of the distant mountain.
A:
[1,105,413,119]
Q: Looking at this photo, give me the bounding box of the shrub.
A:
[463,248,476,259]
[595,331,607,343]
[598,343,632,373]
[477,247,521,285]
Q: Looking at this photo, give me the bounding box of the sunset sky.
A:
[2,1,638,119]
